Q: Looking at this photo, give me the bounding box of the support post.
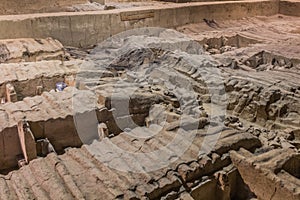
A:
[17,120,37,164]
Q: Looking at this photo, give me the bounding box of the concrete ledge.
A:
[0,0,278,47]
[279,0,300,16]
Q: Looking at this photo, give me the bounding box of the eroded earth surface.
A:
[0,14,299,200]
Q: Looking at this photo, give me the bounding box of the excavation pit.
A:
[0,0,299,199]
[200,34,261,55]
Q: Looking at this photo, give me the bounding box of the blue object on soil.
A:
[56,82,67,91]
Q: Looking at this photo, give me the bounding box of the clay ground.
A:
[0,1,299,200]
[177,14,300,58]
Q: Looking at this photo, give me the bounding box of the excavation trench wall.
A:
[0,76,65,101]
[0,127,22,172]
[0,116,82,172]
[0,0,279,48]
[279,0,300,17]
